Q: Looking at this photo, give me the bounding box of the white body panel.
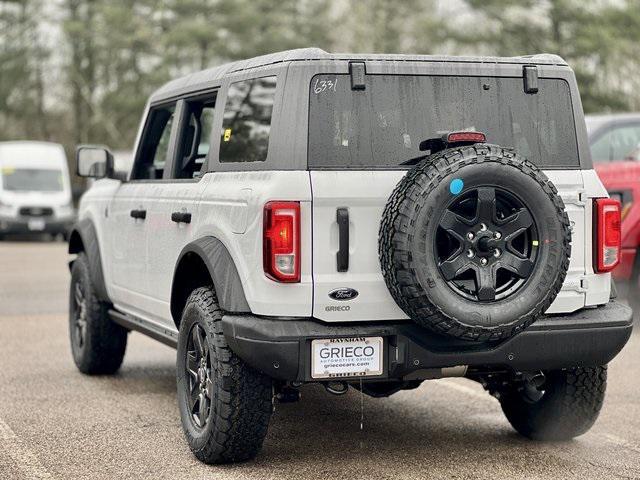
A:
[0,142,74,223]
[83,171,313,331]
[311,171,407,321]
[310,169,610,323]
[193,171,313,318]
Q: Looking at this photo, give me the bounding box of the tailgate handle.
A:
[336,208,349,272]
[171,212,192,224]
[130,209,146,220]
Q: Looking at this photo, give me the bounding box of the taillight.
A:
[594,198,621,273]
[263,201,300,282]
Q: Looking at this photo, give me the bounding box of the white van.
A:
[0,141,75,239]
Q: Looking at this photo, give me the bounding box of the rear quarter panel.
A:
[195,171,313,317]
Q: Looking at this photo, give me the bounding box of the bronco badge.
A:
[328,287,359,301]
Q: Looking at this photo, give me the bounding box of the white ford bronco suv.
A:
[68,48,633,464]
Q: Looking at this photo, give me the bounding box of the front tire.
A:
[499,366,607,440]
[176,286,273,464]
[69,252,128,374]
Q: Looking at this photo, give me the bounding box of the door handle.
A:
[336,208,349,272]
[130,209,146,220]
[171,212,192,224]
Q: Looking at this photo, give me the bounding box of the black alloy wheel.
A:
[378,144,571,341]
[68,252,127,374]
[71,281,88,351]
[185,324,213,429]
[176,286,273,464]
[435,186,539,302]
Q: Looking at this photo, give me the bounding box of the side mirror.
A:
[76,145,114,179]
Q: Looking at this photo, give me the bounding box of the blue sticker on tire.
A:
[450,178,464,195]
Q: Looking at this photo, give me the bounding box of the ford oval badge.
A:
[328,288,359,301]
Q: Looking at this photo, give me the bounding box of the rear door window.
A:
[219,76,277,163]
[173,96,216,179]
[309,74,579,169]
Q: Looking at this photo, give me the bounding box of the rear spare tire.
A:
[379,144,571,342]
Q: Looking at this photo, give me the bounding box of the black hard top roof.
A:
[151,47,569,103]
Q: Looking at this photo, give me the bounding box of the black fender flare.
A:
[170,237,251,324]
[68,218,110,302]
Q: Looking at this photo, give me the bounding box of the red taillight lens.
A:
[594,198,621,273]
[263,201,300,282]
[446,131,486,143]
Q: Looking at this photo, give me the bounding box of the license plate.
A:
[311,336,383,379]
[27,218,45,231]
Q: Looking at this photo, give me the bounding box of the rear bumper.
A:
[0,216,74,236]
[222,301,633,382]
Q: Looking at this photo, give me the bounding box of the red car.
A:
[588,113,640,299]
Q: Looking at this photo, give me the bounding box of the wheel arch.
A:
[67,218,110,302]
[170,236,251,328]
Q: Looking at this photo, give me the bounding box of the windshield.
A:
[309,74,579,169]
[1,168,64,192]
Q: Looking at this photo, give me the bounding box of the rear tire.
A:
[176,286,273,464]
[499,366,607,440]
[69,252,128,374]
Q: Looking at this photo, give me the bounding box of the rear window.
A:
[309,74,579,169]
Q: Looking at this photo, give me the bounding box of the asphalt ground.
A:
[0,240,639,479]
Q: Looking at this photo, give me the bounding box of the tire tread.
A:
[500,366,607,440]
[179,287,272,464]
[379,144,572,341]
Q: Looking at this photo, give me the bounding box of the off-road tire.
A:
[69,252,127,374]
[500,366,607,440]
[379,144,571,342]
[176,286,273,464]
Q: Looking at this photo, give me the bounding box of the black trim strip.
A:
[109,309,178,349]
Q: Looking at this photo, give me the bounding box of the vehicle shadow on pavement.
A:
[216,383,582,477]
[94,364,177,396]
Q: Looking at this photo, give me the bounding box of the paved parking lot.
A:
[0,240,639,480]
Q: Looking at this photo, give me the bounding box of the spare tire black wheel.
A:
[379,144,571,342]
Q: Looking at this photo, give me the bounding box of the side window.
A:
[174,96,216,179]
[219,76,277,163]
[591,123,640,162]
[132,104,176,180]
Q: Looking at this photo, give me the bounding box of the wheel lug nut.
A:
[480,257,488,266]
[467,232,474,240]
[467,249,475,258]
[480,223,488,232]
[494,248,501,257]
[494,231,502,239]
